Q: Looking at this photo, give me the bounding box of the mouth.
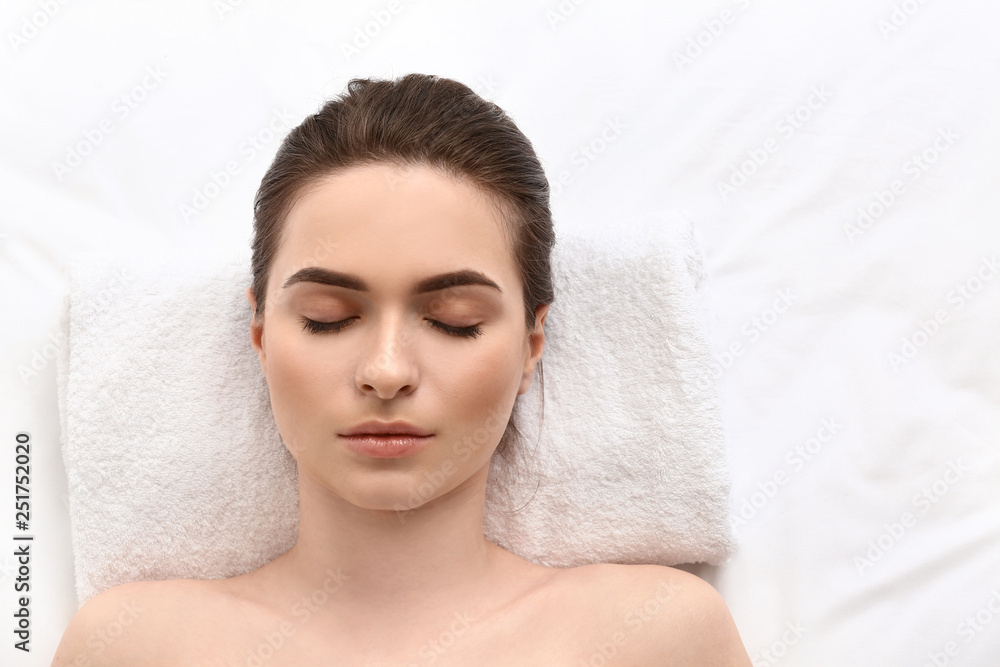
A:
[340,420,432,438]
[340,433,433,458]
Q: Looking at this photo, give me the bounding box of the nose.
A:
[355,313,419,399]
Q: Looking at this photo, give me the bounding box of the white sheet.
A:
[3,1,998,665]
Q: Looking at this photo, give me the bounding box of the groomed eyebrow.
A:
[281,267,503,295]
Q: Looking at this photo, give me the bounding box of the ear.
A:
[518,303,548,396]
[246,287,266,374]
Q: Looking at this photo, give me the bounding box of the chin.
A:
[337,472,445,514]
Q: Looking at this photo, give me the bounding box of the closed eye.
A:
[298,316,483,339]
[299,316,356,335]
[429,320,483,339]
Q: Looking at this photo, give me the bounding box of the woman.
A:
[52,73,751,666]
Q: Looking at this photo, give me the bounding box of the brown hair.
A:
[248,73,555,464]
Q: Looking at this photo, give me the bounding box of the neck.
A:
[268,461,503,619]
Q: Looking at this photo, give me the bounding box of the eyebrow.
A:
[281,267,503,295]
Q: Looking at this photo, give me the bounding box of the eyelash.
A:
[298,316,483,339]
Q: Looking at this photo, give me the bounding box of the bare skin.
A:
[52,562,749,665]
[50,163,751,666]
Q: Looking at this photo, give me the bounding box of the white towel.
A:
[56,212,734,606]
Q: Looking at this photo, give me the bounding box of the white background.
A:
[2,1,999,665]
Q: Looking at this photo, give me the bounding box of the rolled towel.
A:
[56,212,734,606]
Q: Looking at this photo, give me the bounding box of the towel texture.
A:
[56,214,734,606]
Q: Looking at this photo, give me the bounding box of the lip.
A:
[341,434,433,458]
[340,420,432,437]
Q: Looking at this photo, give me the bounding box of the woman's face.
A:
[247,162,547,512]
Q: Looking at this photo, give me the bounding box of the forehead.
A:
[273,163,517,296]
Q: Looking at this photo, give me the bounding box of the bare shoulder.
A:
[50,578,211,666]
[556,563,752,667]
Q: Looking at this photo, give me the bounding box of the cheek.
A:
[263,327,339,455]
[437,334,523,437]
